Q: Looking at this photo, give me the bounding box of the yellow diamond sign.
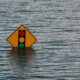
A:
[7,25,37,47]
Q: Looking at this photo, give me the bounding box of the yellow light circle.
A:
[19,37,24,43]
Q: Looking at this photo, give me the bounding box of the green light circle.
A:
[19,43,25,47]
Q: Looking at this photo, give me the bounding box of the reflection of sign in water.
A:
[7,25,37,47]
[9,47,35,68]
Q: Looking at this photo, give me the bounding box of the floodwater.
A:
[0,0,80,80]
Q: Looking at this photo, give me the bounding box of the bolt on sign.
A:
[7,25,37,48]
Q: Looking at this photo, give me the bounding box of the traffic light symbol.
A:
[18,30,26,48]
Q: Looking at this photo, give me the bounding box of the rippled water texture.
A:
[0,0,80,80]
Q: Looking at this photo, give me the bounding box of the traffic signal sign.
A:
[7,25,37,47]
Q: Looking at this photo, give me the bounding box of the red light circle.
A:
[19,30,25,36]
